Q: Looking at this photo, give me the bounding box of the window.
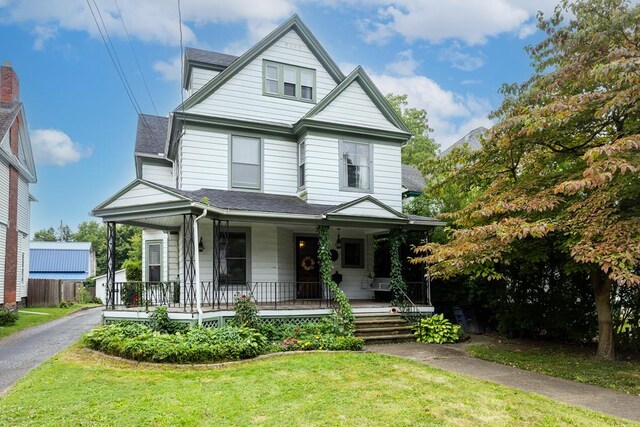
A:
[298,140,306,188]
[231,135,261,189]
[220,232,249,283]
[147,242,162,282]
[341,141,372,191]
[341,238,365,268]
[263,60,316,102]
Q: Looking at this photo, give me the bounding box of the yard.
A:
[0,347,634,426]
[0,305,100,339]
[467,341,640,396]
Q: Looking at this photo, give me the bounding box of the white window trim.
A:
[298,140,306,190]
[221,228,252,284]
[262,60,316,103]
[146,240,163,282]
[229,134,263,191]
[339,139,374,193]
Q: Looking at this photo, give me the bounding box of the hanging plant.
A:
[317,225,355,334]
[389,228,407,305]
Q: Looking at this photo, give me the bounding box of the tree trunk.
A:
[591,268,615,360]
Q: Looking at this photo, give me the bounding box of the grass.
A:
[467,342,640,396]
[0,304,100,339]
[0,347,635,426]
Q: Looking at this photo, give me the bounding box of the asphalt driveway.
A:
[0,307,103,394]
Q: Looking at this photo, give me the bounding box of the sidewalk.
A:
[367,339,640,423]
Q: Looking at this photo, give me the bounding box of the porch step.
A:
[355,325,414,337]
[354,318,409,328]
[362,334,416,345]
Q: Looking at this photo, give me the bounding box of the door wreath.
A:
[301,256,316,271]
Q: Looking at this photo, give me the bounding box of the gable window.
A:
[263,60,316,102]
[231,135,261,190]
[340,140,372,191]
[147,242,162,282]
[298,140,306,188]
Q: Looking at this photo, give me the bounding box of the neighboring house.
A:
[93,15,443,323]
[0,62,37,308]
[94,269,126,305]
[439,126,488,157]
[401,164,427,203]
[29,241,96,281]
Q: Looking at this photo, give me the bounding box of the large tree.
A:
[415,0,640,359]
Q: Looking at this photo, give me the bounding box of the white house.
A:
[0,62,37,308]
[92,15,442,323]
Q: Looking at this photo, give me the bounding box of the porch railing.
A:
[107,281,181,310]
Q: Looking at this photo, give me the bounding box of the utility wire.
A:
[177,0,186,140]
[113,0,159,116]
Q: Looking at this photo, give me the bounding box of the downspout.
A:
[193,209,208,325]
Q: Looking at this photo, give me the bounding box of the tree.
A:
[414,0,640,359]
[386,94,439,168]
[73,221,107,276]
[33,227,57,242]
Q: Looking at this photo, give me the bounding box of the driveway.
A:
[0,307,103,394]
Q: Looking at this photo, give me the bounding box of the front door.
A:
[296,236,321,299]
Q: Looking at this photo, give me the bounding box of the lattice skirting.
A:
[103,313,330,328]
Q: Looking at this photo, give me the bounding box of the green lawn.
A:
[467,342,640,396]
[0,348,634,426]
[0,305,100,339]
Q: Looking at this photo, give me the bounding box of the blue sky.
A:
[0,0,558,234]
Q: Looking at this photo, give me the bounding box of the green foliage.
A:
[612,280,640,352]
[33,227,58,242]
[148,306,188,334]
[259,318,364,352]
[122,259,142,282]
[0,309,19,326]
[388,229,406,305]
[232,293,260,329]
[317,225,354,334]
[414,314,462,344]
[58,301,74,309]
[83,323,268,363]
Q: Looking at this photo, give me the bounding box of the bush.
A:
[58,301,74,309]
[148,306,188,334]
[0,309,19,326]
[233,293,260,329]
[261,318,364,352]
[83,323,268,363]
[123,259,142,282]
[414,314,462,344]
[90,297,103,305]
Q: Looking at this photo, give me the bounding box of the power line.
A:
[177,0,186,139]
[113,0,159,116]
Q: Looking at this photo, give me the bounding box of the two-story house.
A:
[92,16,441,324]
[0,62,37,309]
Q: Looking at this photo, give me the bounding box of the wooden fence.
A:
[26,279,86,307]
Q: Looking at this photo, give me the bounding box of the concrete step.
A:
[355,325,414,337]
[362,334,416,345]
[355,318,409,328]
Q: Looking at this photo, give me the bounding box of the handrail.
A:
[394,286,427,325]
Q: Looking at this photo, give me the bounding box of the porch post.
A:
[183,214,196,312]
[389,228,406,305]
[106,221,116,310]
[424,230,432,306]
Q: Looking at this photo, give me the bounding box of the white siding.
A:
[263,138,297,195]
[0,159,9,225]
[0,225,4,304]
[180,126,228,191]
[17,176,29,234]
[168,232,179,282]
[188,30,337,124]
[277,227,294,282]
[311,81,400,132]
[333,200,399,218]
[105,183,182,209]
[327,228,375,300]
[189,67,220,96]
[141,161,174,187]
[303,133,403,211]
[18,232,28,298]
[142,229,169,281]
[251,224,278,282]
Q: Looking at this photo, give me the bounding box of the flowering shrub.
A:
[233,293,260,329]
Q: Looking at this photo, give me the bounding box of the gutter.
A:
[193,208,208,325]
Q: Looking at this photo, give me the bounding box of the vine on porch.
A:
[389,228,407,306]
[317,225,355,334]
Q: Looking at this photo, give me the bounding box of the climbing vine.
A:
[317,225,355,334]
[389,228,407,305]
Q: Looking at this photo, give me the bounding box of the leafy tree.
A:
[33,227,57,242]
[386,94,439,168]
[414,0,640,359]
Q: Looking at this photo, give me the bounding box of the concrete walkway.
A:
[0,307,103,394]
[367,339,640,423]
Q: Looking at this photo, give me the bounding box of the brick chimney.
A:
[1,61,20,104]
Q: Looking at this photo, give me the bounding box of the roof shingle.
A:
[401,164,426,193]
[134,114,168,155]
[185,47,238,69]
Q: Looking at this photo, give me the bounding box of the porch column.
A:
[183,214,196,312]
[424,230,432,306]
[389,228,406,305]
[106,221,116,310]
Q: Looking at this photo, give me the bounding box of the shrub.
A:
[90,297,103,305]
[0,309,19,326]
[148,306,188,334]
[261,318,364,352]
[58,301,74,309]
[123,259,142,282]
[414,314,462,344]
[83,323,268,363]
[233,293,260,329]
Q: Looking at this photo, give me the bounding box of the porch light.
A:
[198,237,204,252]
[336,229,342,250]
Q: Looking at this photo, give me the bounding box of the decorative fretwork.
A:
[106,222,117,310]
[212,219,229,308]
[183,214,196,312]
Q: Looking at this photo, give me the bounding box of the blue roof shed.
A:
[29,241,96,281]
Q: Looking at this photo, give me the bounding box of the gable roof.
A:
[326,195,406,219]
[0,102,37,182]
[440,126,488,157]
[176,14,345,112]
[182,47,238,89]
[299,66,411,135]
[0,102,21,141]
[30,241,92,280]
[401,164,426,193]
[135,114,168,156]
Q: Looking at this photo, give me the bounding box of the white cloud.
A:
[385,49,418,77]
[439,42,485,72]
[31,25,56,50]
[30,129,92,166]
[153,56,182,82]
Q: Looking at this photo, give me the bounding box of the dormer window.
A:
[263,60,315,102]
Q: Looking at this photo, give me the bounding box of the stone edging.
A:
[82,348,367,369]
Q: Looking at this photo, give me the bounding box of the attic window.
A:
[263,60,315,102]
